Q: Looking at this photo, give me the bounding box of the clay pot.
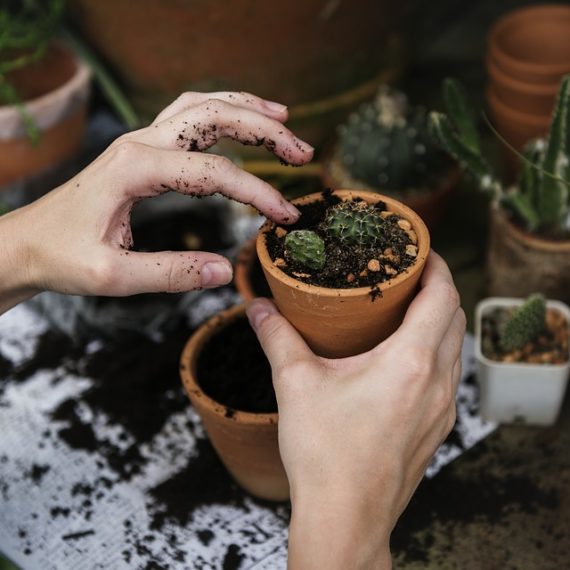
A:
[69,0,409,148]
[179,304,288,501]
[0,42,91,187]
[486,206,570,305]
[487,4,570,85]
[486,86,550,153]
[487,56,559,116]
[256,190,430,358]
[321,148,459,231]
[234,236,273,302]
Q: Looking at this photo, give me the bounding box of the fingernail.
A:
[247,299,277,330]
[284,201,300,220]
[293,136,314,153]
[202,261,233,287]
[264,100,288,113]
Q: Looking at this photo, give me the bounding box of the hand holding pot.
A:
[247,251,465,569]
[0,91,313,314]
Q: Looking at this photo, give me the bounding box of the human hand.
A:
[246,252,465,569]
[0,91,313,313]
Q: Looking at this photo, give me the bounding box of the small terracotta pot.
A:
[256,190,430,358]
[321,149,459,231]
[234,236,272,302]
[0,42,91,187]
[486,206,570,305]
[487,55,559,116]
[486,86,550,154]
[179,304,288,501]
[487,4,570,85]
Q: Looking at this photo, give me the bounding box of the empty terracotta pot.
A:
[179,304,288,501]
[486,86,550,152]
[487,55,559,116]
[0,42,91,187]
[257,190,430,358]
[488,4,570,85]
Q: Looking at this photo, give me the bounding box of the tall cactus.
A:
[430,75,570,234]
[499,294,546,352]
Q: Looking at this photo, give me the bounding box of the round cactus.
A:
[323,201,385,247]
[338,85,438,191]
[284,230,326,271]
[499,294,547,352]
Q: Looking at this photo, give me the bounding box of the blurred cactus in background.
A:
[499,294,547,352]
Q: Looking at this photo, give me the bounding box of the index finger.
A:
[389,251,461,351]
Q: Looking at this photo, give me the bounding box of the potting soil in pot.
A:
[266,190,417,289]
[196,317,276,415]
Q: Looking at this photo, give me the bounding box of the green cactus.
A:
[429,76,570,235]
[284,230,326,271]
[338,86,441,191]
[499,294,547,352]
[323,201,385,247]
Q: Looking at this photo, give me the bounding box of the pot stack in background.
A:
[485,4,570,164]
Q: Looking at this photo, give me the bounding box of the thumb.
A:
[107,250,233,295]
[246,298,314,382]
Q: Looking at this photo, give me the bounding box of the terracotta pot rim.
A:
[494,205,570,252]
[180,303,278,425]
[256,189,430,297]
[0,41,91,126]
[488,4,570,75]
[486,86,551,126]
[487,56,561,95]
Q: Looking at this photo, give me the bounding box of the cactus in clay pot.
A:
[499,294,547,352]
[323,201,385,246]
[284,230,326,271]
[430,76,570,235]
[338,85,441,191]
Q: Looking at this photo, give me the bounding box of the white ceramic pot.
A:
[475,297,570,426]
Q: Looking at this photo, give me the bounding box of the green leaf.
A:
[502,193,540,231]
[442,78,480,153]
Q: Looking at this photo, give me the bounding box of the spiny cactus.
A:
[499,294,547,352]
[284,230,326,271]
[430,76,570,234]
[338,86,440,191]
[323,201,385,247]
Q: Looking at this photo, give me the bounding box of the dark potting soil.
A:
[265,190,415,289]
[196,317,276,414]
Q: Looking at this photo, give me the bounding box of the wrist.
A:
[288,487,392,570]
[0,208,41,313]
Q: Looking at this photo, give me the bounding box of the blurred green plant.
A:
[0,0,66,144]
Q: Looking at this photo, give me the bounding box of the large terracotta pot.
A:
[69,0,409,147]
[257,190,430,358]
[486,206,570,305]
[487,4,570,85]
[321,148,459,231]
[0,42,91,187]
[179,303,288,501]
[487,55,559,117]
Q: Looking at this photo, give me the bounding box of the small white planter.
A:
[475,297,570,426]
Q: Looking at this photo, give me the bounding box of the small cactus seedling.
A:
[430,76,570,234]
[338,85,442,191]
[284,230,326,271]
[499,294,547,352]
[323,201,385,247]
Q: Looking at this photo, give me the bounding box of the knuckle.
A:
[211,154,235,175]
[441,282,461,310]
[109,139,146,165]
[404,346,436,381]
[88,255,119,294]
[203,98,228,113]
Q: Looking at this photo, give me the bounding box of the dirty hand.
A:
[247,252,465,569]
[0,91,313,314]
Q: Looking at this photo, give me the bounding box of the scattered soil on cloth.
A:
[265,190,416,289]
[196,317,276,414]
[482,307,569,364]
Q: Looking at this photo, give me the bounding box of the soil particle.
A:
[26,463,50,485]
[222,543,245,569]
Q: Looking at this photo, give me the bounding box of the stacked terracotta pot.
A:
[486,4,570,156]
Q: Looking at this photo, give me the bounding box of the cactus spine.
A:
[430,76,570,234]
[284,230,326,271]
[323,201,385,246]
[499,294,547,352]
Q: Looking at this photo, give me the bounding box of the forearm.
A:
[0,209,40,315]
[288,489,392,570]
